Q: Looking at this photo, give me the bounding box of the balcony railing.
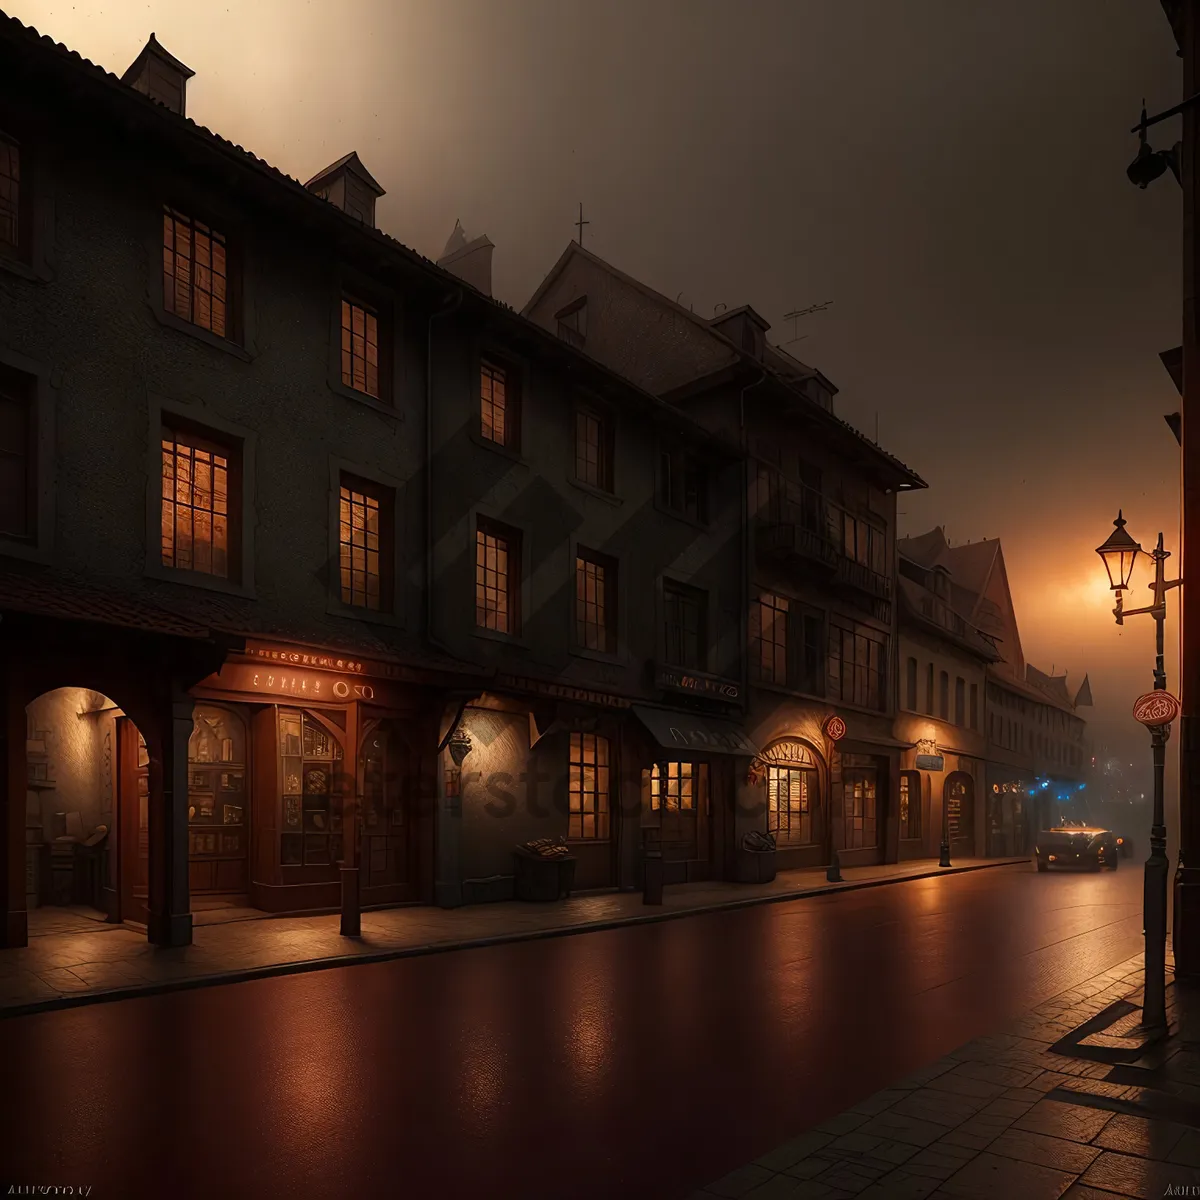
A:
[920,595,966,636]
[834,554,892,601]
[755,478,838,568]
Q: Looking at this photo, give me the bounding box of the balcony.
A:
[834,554,892,601]
[755,481,837,571]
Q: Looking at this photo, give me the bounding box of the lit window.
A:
[751,593,788,685]
[480,360,509,446]
[576,552,616,653]
[568,732,610,839]
[161,430,232,578]
[767,764,817,844]
[340,298,379,397]
[0,133,19,253]
[842,755,879,849]
[162,208,228,338]
[648,761,709,812]
[476,521,518,633]
[899,771,922,840]
[339,480,390,611]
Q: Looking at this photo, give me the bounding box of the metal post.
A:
[1145,559,1170,1029]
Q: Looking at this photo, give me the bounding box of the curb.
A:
[2,857,1028,1019]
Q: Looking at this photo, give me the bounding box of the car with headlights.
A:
[1035,823,1120,872]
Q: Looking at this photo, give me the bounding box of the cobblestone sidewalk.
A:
[693,953,1200,1200]
[0,856,1024,1017]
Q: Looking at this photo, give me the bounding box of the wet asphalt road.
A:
[0,862,1145,1200]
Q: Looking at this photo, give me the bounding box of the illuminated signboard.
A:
[654,668,740,701]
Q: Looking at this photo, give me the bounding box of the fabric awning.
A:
[631,705,759,757]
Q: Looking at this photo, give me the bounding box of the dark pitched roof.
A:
[523,242,926,489]
[0,566,212,639]
[119,32,194,85]
[0,11,728,457]
[897,576,1001,662]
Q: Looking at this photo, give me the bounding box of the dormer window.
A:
[0,133,20,255]
[304,152,385,229]
[120,34,195,117]
[556,297,587,349]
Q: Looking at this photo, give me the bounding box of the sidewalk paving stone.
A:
[694,948,1200,1200]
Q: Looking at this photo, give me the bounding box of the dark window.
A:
[0,133,20,254]
[338,474,393,612]
[828,619,887,711]
[839,511,887,574]
[750,592,788,685]
[161,425,240,580]
[476,518,519,634]
[663,580,707,670]
[340,297,380,398]
[556,297,587,348]
[575,406,613,491]
[480,358,519,449]
[925,663,934,715]
[576,549,617,653]
[899,771,922,840]
[0,365,33,541]
[162,207,231,339]
[938,671,950,720]
[969,683,979,730]
[905,658,918,710]
[954,677,965,725]
[568,732,610,839]
[798,609,825,696]
[659,444,709,523]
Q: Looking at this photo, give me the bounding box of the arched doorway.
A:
[755,738,827,870]
[23,687,148,929]
[944,772,976,857]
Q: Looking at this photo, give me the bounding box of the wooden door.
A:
[358,717,414,899]
[651,761,711,883]
[117,718,150,924]
[187,706,250,896]
[946,774,975,856]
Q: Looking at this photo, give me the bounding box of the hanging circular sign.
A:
[823,715,847,741]
[1133,690,1181,727]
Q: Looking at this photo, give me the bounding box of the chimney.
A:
[437,220,494,296]
[121,34,195,117]
[304,152,386,228]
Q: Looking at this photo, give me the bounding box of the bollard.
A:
[643,850,664,905]
[826,850,843,883]
[340,865,361,937]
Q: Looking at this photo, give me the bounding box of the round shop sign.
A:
[823,714,847,742]
[1132,690,1181,727]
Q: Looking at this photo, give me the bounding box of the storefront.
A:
[896,728,987,860]
[188,641,447,913]
[629,703,756,886]
[984,766,1038,857]
[747,737,828,871]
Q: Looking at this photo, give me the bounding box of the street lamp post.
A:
[1096,512,1182,1032]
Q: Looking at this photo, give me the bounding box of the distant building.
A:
[899,529,1092,856]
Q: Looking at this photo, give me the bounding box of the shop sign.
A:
[823,715,846,741]
[247,643,367,674]
[1133,690,1181,727]
[211,662,377,702]
[654,668,740,701]
[914,738,944,771]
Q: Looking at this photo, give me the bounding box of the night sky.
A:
[9,1,1183,780]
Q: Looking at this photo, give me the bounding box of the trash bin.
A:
[735,830,778,884]
[513,838,577,901]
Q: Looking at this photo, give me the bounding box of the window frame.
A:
[905,657,918,711]
[159,422,242,585]
[329,465,399,621]
[661,577,709,671]
[150,196,254,360]
[146,398,256,596]
[657,440,710,526]
[898,770,922,841]
[160,204,239,343]
[473,514,523,640]
[572,400,615,495]
[567,730,611,841]
[326,269,400,416]
[0,129,27,265]
[827,617,888,713]
[572,544,620,658]
[337,293,389,404]
[954,676,966,726]
[478,354,522,454]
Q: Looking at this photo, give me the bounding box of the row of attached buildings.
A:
[0,19,1091,949]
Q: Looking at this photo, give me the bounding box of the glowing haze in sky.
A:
[7,0,1184,777]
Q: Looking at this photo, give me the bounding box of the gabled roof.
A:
[0,11,732,458]
[1074,674,1094,708]
[524,241,926,489]
[1026,664,1074,709]
[304,150,385,197]
[897,576,1001,662]
[941,538,1001,599]
[119,32,194,85]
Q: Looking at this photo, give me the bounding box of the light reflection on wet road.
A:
[0,863,1144,1200]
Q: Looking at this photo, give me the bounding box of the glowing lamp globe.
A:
[1095,511,1141,591]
